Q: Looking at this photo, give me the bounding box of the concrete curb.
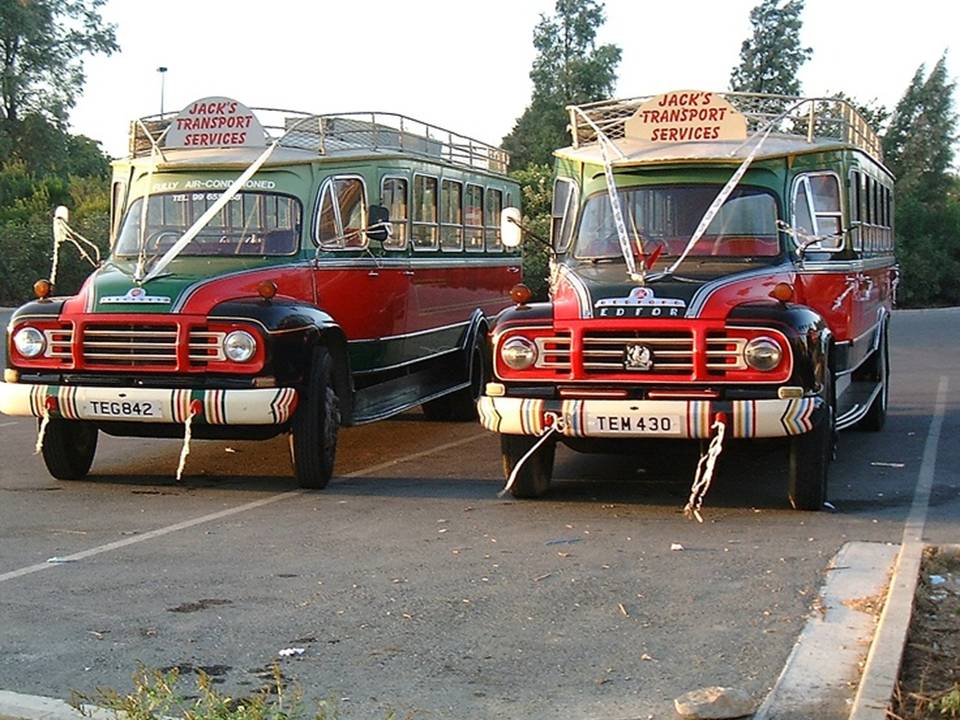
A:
[0,691,111,720]
[848,543,960,719]
[752,541,898,720]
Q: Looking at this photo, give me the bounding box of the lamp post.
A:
[157,66,168,115]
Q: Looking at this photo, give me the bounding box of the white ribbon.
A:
[498,413,563,498]
[683,417,727,523]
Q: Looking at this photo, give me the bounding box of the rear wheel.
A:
[788,369,834,511]
[422,335,486,422]
[859,323,889,432]
[500,433,555,498]
[290,348,340,489]
[41,419,98,481]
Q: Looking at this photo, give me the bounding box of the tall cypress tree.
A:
[730,0,812,96]
[502,0,621,169]
[881,54,960,306]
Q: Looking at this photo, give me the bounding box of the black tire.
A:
[500,433,555,498]
[859,323,889,432]
[41,419,98,481]
[788,369,834,511]
[290,348,339,489]
[422,336,486,422]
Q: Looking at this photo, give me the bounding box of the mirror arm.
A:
[507,216,552,251]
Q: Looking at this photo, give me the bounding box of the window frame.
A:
[412,173,440,252]
[440,178,464,253]
[380,174,410,251]
[463,182,485,253]
[790,171,845,253]
[312,174,370,251]
[484,187,503,252]
[552,177,580,253]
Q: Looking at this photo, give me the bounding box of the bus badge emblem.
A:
[101,287,171,305]
[624,344,653,371]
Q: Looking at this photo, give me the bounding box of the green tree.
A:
[502,0,621,169]
[1,0,118,138]
[881,55,959,306]
[730,0,812,96]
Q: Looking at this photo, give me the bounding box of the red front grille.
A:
[81,323,178,368]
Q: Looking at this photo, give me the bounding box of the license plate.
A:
[585,412,681,436]
[85,399,158,418]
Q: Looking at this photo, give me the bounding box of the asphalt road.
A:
[0,308,957,720]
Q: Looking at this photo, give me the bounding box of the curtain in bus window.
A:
[464,184,483,251]
[484,188,502,251]
[382,177,408,249]
[413,176,438,250]
[441,179,463,251]
[317,183,338,245]
[794,182,815,238]
[335,178,366,249]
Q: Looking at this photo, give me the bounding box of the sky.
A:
[69,0,958,160]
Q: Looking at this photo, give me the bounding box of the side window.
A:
[849,170,862,252]
[484,188,503,251]
[792,173,843,251]
[552,178,578,252]
[440,179,463,251]
[110,181,126,245]
[316,183,338,244]
[381,177,408,250]
[464,184,484,252]
[412,175,438,250]
[315,177,367,249]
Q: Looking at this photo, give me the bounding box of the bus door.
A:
[314,174,410,372]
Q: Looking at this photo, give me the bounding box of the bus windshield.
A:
[574,185,780,261]
[114,191,302,258]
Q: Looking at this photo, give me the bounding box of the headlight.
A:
[13,327,45,358]
[501,337,537,370]
[743,336,782,371]
[223,330,257,362]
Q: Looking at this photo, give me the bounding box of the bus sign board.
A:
[625,90,747,142]
[165,96,267,149]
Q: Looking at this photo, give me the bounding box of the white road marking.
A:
[0,422,19,428]
[849,375,950,719]
[0,431,488,585]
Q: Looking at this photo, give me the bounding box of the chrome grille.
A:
[43,327,73,359]
[582,331,693,373]
[705,336,747,371]
[189,330,226,362]
[533,335,571,370]
[82,324,178,367]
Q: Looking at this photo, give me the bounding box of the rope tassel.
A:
[176,400,203,481]
[35,409,51,455]
[498,413,563,498]
[683,414,727,523]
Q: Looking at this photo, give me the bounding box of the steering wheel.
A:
[145,230,180,253]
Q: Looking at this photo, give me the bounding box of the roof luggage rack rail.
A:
[566,92,883,161]
[128,109,511,173]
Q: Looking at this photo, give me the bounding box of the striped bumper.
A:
[0,383,298,425]
[477,395,822,439]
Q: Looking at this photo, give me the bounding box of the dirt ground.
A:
[891,547,960,719]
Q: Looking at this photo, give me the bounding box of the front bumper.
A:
[478,394,823,439]
[0,382,298,425]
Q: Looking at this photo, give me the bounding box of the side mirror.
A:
[501,207,522,249]
[53,206,69,245]
[366,204,391,243]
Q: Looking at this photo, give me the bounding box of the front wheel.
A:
[290,348,340,489]
[41,419,98,480]
[788,369,834,510]
[500,433,555,499]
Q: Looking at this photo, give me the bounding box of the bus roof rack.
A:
[128,108,511,174]
[566,92,883,162]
